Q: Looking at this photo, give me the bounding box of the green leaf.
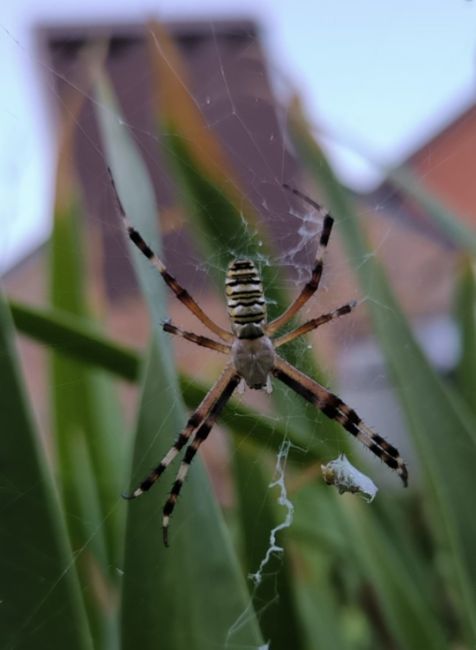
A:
[291,113,476,642]
[454,258,476,416]
[291,486,359,650]
[0,292,93,650]
[345,501,449,649]
[232,442,306,650]
[95,70,264,649]
[293,482,449,649]
[10,300,139,382]
[164,131,275,295]
[49,196,124,647]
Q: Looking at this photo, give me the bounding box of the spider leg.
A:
[108,168,233,342]
[123,365,238,500]
[273,301,356,348]
[162,371,241,546]
[266,185,333,335]
[272,356,408,486]
[163,321,231,354]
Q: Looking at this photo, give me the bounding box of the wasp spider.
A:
[109,172,408,546]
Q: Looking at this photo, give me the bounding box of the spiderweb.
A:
[1,9,475,650]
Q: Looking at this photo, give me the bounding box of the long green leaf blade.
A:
[95,70,264,649]
[0,291,93,650]
[345,501,449,649]
[49,188,124,645]
[10,300,139,382]
[454,258,476,416]
[233,442,306,650]
[291,113,476,642]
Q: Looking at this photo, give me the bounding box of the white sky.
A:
[1,0,476,272]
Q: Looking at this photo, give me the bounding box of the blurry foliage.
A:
[2,26,476,650]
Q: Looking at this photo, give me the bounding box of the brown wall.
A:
[409,104,476,227]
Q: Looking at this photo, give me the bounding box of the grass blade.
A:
[232,442,306,650]
[345,501,449,649]
[50,81,125,641]
[0,291,93,650]
[49,194,124,646]
[290,106,476,642]
[454,258,476,416]
[10,300,139,382]
[95,70,264,649]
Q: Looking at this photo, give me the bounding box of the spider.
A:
[109,171,408,546]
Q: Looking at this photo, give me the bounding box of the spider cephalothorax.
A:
[109,170,408,546]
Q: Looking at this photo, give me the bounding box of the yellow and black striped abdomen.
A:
[225,259,266,338]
